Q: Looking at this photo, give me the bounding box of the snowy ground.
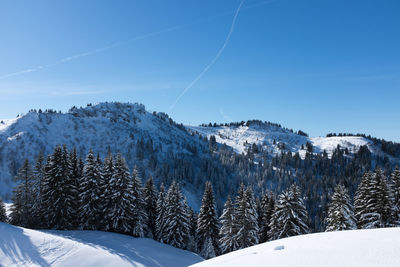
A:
[191,227,400,267]
[0,222,203,267]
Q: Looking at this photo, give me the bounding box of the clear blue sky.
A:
[1,0,399,141]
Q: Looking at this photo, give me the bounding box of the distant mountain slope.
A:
[0,222,203,267]
[188,123,394,160]
[191,228,400,267]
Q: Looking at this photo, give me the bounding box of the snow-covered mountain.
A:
[0,102,208,200]
[191,227,400,267]
[188,122,396,160]
[0,102,398,204]
[0,222,203,267]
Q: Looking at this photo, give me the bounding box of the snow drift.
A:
[191,227,400,267]
[0,222,203,267]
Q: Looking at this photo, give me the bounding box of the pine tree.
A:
[325,184,356,231]
[219,196,238,254]
[58,145,79,229]
[10,159,35,227]
[67,147,81,228]
[131,166,147,237]
[390,166,400,219]
[186,200,197,252]
[101,152,115,231]
[374,168,396,226]
[155,183,167,242]
[31,153,45,228]
[354,172,371,228]
[269,184,309,240]
[162,181,190,249]
[38,155,52,228]
[196,182,219,258]
[40,146,79,229]
[0,198,7,222]
[41,146,65,229]
[258,191,275,243]
[79,149,103,230]
[143,176,158,238]
[234,184,259,249]
[355,169,396,229]
[105,153,135,234]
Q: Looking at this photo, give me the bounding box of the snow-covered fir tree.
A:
[0,198,7,222]
[325,184,356,231]
[269,184,309,240]
[31,153,45,228]
[354,172,371,228]
[10,159,35,227]
[184,197,197,252]
[162,181,190,249]
[101,152,115,230]
[234,184,259,249]
[105,153,135,234]
[131,166,147,237]
[143,176,158,238]
[258,191,275,243]
[355,169,396,229]
[196,182,219,258]
[39,146,79,229]
[155,183,167,242]
[41,147,64,228]
[374,168,397,226]
[58,145,79,229]
[67,147,81,229]
[219,196,239,254]
[390,166,400,217]
[79,149,104,230]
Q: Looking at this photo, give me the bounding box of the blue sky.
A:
[1,0,399,141]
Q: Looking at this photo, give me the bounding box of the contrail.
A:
[169,0,246,110]
[0,0,273,81]
[0,26,184,80]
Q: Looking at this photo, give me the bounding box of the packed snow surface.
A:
[191,227,400,267]
[0,222,203,267]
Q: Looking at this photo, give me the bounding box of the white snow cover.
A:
[191,227,400,267]
[188,125,390,160]
[0,222,203,267]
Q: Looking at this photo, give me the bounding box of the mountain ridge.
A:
[0,102,399,218]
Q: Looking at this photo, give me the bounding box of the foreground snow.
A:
[0,222,203,267]
[191,228,400,267]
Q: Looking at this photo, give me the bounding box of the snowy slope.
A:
[0,222,203,267]
[191,228,400,267]
[188,124,390,160]
[0,102,207,200]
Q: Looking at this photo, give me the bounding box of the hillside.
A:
[1,102,399,220]
[0,102,209,202]
[188,123,395,160]
[0,222,203,267]
[191,228,400,267]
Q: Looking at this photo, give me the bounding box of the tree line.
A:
[0,144,399,260]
